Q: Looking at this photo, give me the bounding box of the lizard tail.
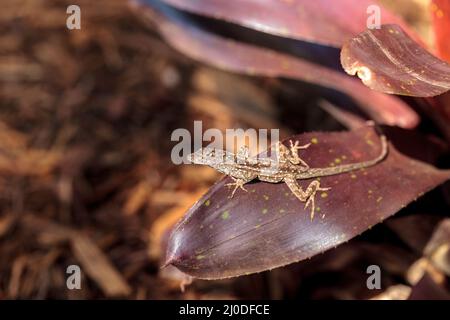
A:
[302,134,388,178]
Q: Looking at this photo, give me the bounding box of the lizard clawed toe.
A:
[289,140,311,152]
[304,194,316,221]
[304,183,330,220]
[226,178,248,198]
[287,140,311,167]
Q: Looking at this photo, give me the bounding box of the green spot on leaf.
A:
[204,199,210,206]
[311,137,318,144]
[221,211,230,220]
[334,158,341,164]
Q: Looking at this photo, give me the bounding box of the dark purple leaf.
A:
[164,125,450,279]
[380,125,448,165]
[156,0,420,48]
[386,215,443,253]
[408,274,450,300]
[140,3,419,128]
[341,24,450,97]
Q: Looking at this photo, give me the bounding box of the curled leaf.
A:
[165,126,450,279]
[156,0,418,48]
[341,24,450,97]
[141,2,419,128]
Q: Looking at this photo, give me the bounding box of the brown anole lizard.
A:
[188,131,388,220]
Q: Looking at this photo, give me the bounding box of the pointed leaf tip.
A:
[166,126,450,279]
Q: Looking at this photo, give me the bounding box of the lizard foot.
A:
[289,140,311,153]
[284,177,331,220]
[226,178,248,198]
[304,183,331,220]
[288,140,311,167]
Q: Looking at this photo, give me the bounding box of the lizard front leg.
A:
[225,173,257,198]
[276,141,310,167]
[226,178,248,197]
[284,177,331,220]
[288,140,311,167]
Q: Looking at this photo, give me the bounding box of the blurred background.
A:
[0,0,449,299]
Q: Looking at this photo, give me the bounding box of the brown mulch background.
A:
[0,0,448,299]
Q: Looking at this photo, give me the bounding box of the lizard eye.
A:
[205,148,215,157]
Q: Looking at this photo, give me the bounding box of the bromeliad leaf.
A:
[164,126,450,279]
[140,2,418,128]
[341,24,450,97]
[431,0,450,63]
[157,0,419,48]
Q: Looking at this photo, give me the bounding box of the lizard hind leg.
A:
[304,181,331,220]
[284,177,331,220]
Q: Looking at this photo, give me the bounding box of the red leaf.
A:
[164,125,450,279]
[341,24,450,97]
[157,0,420,48]
[431,0,450,63]
[141,3,419,128]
